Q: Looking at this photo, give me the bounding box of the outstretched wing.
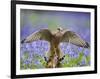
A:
[60,31,89,48]
[21,29,52,43]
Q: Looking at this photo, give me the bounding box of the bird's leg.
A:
[55,47,61,60]
[54,48,57,57]
[59,55,65,62]
[44,56,48,62]
[45,46,60,68]
[45,43,64,68]
[53,47,64,67]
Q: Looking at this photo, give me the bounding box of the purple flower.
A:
[80,57,86,66]
[24,59,31,65]
[70,52,79,58]
[84,49,90,57]
[25,44,32,51]
[34,60,40,65]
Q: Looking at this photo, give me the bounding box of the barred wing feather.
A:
[60,31,89,48]
[21,29,52,43]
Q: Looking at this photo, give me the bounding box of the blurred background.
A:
[20,9,90,69]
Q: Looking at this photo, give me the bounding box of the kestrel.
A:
[21,27,89,68]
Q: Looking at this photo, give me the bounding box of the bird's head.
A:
[57,27,63,32]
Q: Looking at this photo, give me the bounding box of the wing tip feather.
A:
[85,42,90,48]
[21,38,26,44]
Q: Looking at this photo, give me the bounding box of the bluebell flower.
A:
[80,57,86,66]
[34,60,40,65]
[60,43,69,54]
[25,43,33,51]
[84,49,90,57]
[69,52,79,58]
[24,59,31,65]
[77,47,84,52]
